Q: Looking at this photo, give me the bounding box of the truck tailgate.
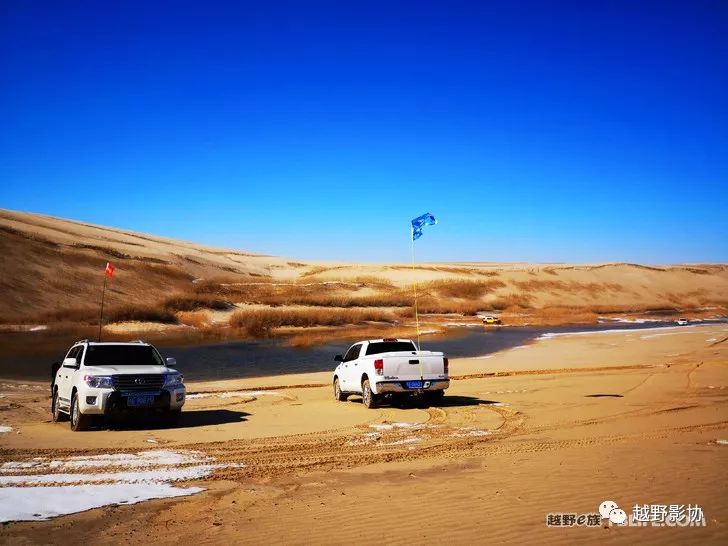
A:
[383,352,446,380]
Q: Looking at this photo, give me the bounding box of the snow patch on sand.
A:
[453,427,491,438]
[384,437,421,446]
[0,484,202,522]
[369,422,424,431]
[539,324,704,341]
[0,449,238,523]
[1,450,210,472]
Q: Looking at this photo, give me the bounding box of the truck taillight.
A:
[374,359,384,376]
[444,357,449,374]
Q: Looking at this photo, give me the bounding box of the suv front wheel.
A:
[70,391,92,431]
[51,388,68,422]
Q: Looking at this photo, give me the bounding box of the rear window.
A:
[365,341,417,355]
[84,345,164,367]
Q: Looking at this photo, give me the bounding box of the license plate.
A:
[406,381,423,389]
[127,394,155,407]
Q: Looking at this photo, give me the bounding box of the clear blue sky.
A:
[1,1,726,263]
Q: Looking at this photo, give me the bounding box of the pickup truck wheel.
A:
[333,378,347,401]
[70,392,91,431]
[361,379,378,409]
[51,388,67,422]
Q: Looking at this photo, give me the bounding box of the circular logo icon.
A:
[610,508,627,525]
[599,500,619,519]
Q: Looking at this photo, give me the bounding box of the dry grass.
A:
[192,280,409,308]
[425,279,506,299]
[162,295,231,312]
[107,306,178,324]
[229,307,396,337]
[488,293,534,310]
[397,299,484,316]
[177,311,211,328]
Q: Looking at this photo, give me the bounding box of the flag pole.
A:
[98,273,107,342]
[411,232,422,351]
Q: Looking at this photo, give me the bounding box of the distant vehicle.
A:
[482,316,502,325]
[51,340,185,431]
[332,339,449,408]
[676,318,689,326]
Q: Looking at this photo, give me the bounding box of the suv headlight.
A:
[163,373,184,387]
[83,375,113,388]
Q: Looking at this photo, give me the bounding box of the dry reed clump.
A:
[106,305,178,324]
[512,280,623,296]
[397,298,484,316]
[32,308,101,324]
[162,295,231,312]
[488,293,534,310]
[193,280,409,308]
[177,311,211,328]
[229,307,396,337]
[426,279,506,299]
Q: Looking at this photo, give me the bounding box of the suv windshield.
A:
[84,345,164,367]
[365,341,417,355]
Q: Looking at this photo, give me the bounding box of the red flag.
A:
[105,262,115,278]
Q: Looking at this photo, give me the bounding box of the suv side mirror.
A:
[334,355,343,362]
[62,357,79,369]
[166,357,177,367]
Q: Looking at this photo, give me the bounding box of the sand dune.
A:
[1,209,726,334]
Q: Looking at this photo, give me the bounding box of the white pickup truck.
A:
[51,340,186,431]
[332,338,449,408]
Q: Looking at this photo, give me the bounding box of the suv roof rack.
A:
[133,340,147,344]
[74,339,90,345]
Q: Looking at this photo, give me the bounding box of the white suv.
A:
[51,340,186,431]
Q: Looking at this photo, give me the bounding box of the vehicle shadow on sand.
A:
[348,394,491,409]
[104,409,250,431]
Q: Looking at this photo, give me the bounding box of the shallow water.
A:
[1,319,725,382]
[159,318,728,381]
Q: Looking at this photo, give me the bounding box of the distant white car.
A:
[676,318,689,326]
[52,340,185,431]
[332,338,449,408]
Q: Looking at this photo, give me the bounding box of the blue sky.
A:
[1,0,726,263]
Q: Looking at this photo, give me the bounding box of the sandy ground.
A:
[0,324,726,544]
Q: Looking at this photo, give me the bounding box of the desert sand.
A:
[1,323,726,544]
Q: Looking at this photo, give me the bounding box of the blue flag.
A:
[411,212,437,241]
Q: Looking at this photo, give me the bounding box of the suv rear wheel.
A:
[70,391,92,431]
